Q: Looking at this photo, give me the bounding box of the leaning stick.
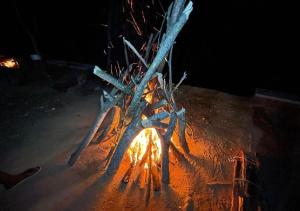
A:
[122,164,134,183]
[127,2,193,116]
[161,112,177,184]
[152,166,161,191]
[94,66,131,94]
[170,141,186,162]
[68,108,112,166]
[105,101,147,174]
[68,92,124,166]
[177,108,190,153]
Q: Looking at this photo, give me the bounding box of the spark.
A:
[128,0,134,11]
[141,10,146,23]
[127,12,143,36]
[153,26,160,32]
[140,42,147,52]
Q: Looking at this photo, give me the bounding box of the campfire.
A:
[68,0,194,190]
[0,56,19,69]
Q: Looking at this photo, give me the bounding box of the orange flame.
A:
[128,83,161,168]
[0,58,19,69]
[127,127,162,167]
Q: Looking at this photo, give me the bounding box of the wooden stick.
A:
[177,108,190,153]
[122,164,134,183]
[93,106,119,143]
[68,92,124,166]
[104,144,116,169]
[123,37,148,68]
[161,112,177,184]
[139,143,152,167]
[147,136,152,191]
[151,163,161,191]
[105,101,147,174]
[94,66,131,94]
[141,120,168,129]
[146,112,169,122]
[127,2,193,115]
[68,107,112,166]
[170,0,187,26]
[170,141,186,162]
[173,72,187,92]
[144,33,154,62]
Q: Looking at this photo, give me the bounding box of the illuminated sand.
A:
[0,85,252,210]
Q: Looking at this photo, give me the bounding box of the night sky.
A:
[0,0,295,94]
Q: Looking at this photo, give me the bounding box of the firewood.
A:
[161,112,177,184]
[139,142,152,167]
[127,2,193,116]
[93,106,120,144]
[105,101,147,174]
[145,137,153,200]
[177,108,190,154]
[104,144,116,169]
[68,0,194,188]
[122,164,134,183]
[123,38,148,68]
[68,107,112,166]
[144,33,154,62]
[151,166,161,191]
[170,141,186,162]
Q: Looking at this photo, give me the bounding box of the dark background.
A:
[0,0,296,96]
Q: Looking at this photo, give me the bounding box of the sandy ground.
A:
[0,83,252,211]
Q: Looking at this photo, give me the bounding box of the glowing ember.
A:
[127,127,162,167]
[0,58,19,69]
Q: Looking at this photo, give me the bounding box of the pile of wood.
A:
[68,0,193,186]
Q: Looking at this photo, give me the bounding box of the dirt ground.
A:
[0,79,253,210]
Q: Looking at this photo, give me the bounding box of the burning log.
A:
[151,165,161,191]
[147,138,152,190]
[122,164,134,183]
[68,0,194,190]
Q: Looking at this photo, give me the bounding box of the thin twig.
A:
[123,37,148,68]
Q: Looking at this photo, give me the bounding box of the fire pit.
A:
[68,0,193,189]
